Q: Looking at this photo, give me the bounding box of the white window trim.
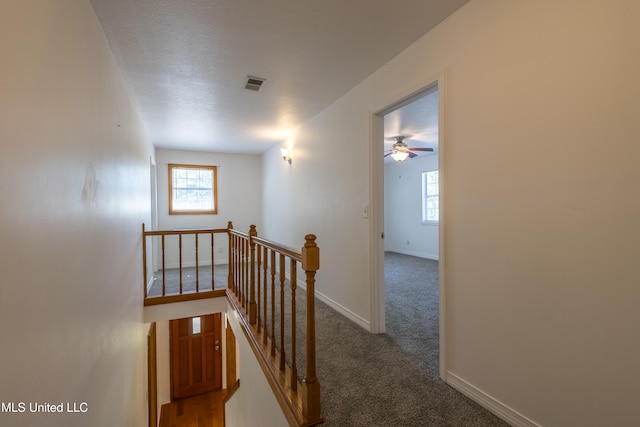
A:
[421,169,439,224]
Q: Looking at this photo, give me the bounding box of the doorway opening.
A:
[371,78,445,378]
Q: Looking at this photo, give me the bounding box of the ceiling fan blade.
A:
[408,147,434,152]
[384,152,393,157]
[408,151,418,158]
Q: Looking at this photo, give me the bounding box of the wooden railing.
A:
[141,222,323,426]
[142,224,229,305]
[228,222,322,426]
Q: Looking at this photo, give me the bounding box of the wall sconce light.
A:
[281,148,292,164]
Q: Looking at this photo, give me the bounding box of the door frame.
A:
[147,323,158,427]
[369,70,447,379]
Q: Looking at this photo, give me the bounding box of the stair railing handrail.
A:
[142,224,229,305]
[142,222,322,425]
[227,222,322,426]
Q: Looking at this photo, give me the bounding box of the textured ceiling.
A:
[90,0,467,153]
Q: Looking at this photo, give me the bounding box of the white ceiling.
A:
[90,0,467,154]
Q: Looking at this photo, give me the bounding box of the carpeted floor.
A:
[150,254,509,426]
[148,264,228,296]
[313,252,509,426]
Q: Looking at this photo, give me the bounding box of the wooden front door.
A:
[170,313,222,400]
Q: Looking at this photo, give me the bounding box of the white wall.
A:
[262,96,374,329]
[225,308,289,427]
[155,321,171,417]
[155,149,262,266]
[0,1,153,426]
[261,1,640,426]
[384,155,439,259]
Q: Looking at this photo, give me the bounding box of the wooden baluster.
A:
[263,247,268,345]
[243,237,247,306]
[236,236,241,297]
[235,235,240,296]
[270,249,276,357]
[237,237,241,301]
[227,222,234,289]
[301,234,321,421]
[245,237,249,309]
[142,224,147,299]
[161,234,166,296]
[239,236,243,299]
[211,231,216,290]
[279,254,286,372]
[232,235,236,295]
[195,232,199,293]
[233,235,237,294]
[290,259,298,392]
[236,236,240,299]
[236,236,243,305]
[242,237,247,308]
[179,234,183,295]
[256,243,262,332]
[249,225,257,324]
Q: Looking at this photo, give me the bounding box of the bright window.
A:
[192,317,201,334]
[422,170,439,223]
[168,164,218,214]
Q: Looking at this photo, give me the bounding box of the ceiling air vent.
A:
[245,76,266,91]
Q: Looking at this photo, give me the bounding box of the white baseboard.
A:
[297,279,370,331]
[445,372,541,427]
[385,248,439,261]
[258,268,371,331]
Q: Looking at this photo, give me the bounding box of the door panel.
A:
[171,313,222,400]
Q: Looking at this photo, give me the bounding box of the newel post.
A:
[301,234,321,421]
[227,221,234,289]
[248,225,258,325]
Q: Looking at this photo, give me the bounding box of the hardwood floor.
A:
[159,390,226,427]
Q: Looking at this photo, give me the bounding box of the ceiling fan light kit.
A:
[384,136,433,162]
[390,150,410,162]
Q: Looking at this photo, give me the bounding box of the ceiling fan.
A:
[384,136,433,162]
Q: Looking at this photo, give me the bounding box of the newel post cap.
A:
[302,234,319,271]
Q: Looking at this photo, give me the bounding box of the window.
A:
[192,317,201,334]
[168,164,218,214]
[422,170,439,223]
